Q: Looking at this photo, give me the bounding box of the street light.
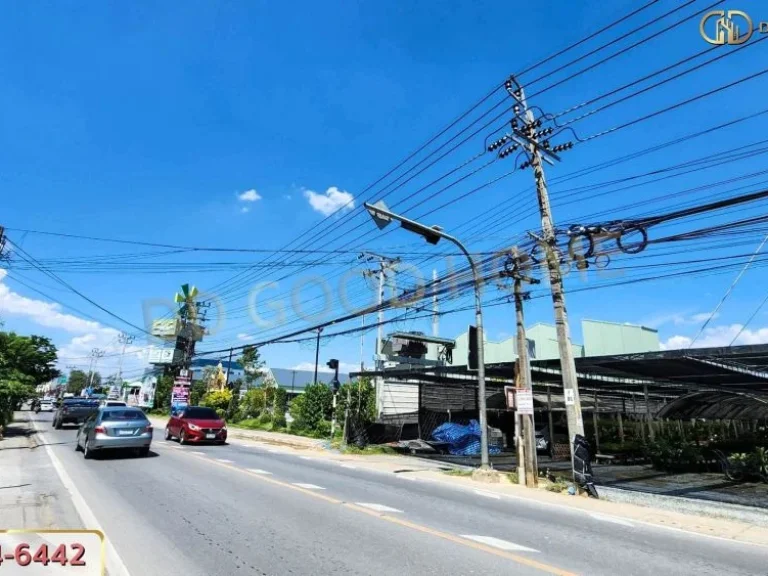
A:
[364,201,493,471]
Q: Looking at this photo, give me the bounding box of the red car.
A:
[165,406,227,445]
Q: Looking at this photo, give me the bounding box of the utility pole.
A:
[360,252,400,416]
[313,327,323,384]
[116,333,135,385]
[506,76,584,458]
[87,348,105,392]
[504,251,539,487]
[360,314,365,372]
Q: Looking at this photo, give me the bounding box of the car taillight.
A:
[62,406,69,413]
[143,425,153,434]
[94,426,106,434]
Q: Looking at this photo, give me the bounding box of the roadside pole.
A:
[509,251,539,487]
[313,328,322,384]
[506,76,585,460]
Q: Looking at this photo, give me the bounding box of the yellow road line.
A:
[182,451,578,576]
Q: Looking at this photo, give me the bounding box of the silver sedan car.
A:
[76,407,153,459]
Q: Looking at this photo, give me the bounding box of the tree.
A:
[189,380,207,406]
[335,378,376,425]
[200,389,232,418]
[0,331,59,433]
[66,370,88,394]
[240,387,266,419]
[297,383,333,430]
[154,374,174,411]
[239,345,265,386]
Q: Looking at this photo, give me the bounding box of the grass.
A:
[232,418,287,433]
[506,471,519,484]
[442,468,474,477]
[341,444,399,455]
[543,480,570,493]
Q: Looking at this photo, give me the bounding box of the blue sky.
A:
[2,0,768,379]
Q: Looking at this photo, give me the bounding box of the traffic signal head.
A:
[327,359,339,370]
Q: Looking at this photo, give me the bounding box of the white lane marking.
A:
[590,513,634,527]
[247,469,273,475]
[292,483,325,490]
[216,458,234,463]
[164,444,181,449]
[461,535,538,553]
[299,456,314,460]
[340,464,357,470]
[30,416,132,576]
[396,474,416,481]
[474,489,501,500]
[265,448,282,453]
[355,503,403,513]
[190,451,206,455]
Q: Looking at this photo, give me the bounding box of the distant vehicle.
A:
[63,393,75,398]
[165,406,227,445]
[76,407,153,459]
[53,399,99,429]
[39,399,54,412]
[99,400,127,407]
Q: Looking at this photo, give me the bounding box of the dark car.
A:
[165,406,227,445]
[76,407,153,459]
[53,398,99,429]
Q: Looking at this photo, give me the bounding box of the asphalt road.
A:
[31,412,767,576]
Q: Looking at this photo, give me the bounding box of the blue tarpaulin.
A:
[431,420,502,456]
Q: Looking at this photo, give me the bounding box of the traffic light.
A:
[327,359,340,391]
[468,325,478,371]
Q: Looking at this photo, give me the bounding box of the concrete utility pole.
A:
[87,348,105,391]
[506,252,539,487]
[506,76,585,458]
[116,333,135,385]
[360,252,400,416]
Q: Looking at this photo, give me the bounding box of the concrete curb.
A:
[597,485,768,528]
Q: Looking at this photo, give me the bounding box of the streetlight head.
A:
[364,200,393,230]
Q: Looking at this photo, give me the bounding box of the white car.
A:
[39,399,54,412]
[99,400,127,407]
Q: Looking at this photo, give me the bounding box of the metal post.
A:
[618,411,625,445]
[360,314,365,372]
[592,390,600,455]
[513,79,584,459]
[514,273,538,487]
[342,386,351,448]
[375,266,386,416]
[225,347,233,388]
[547,386,555,459]
[116,333,134,385]
[331,392,337,437]
[313,328,322,384]
[644,384,655,441]
[432,268,439,337]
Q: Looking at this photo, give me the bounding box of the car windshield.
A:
[100,409,147,422]
[183,407,219,420]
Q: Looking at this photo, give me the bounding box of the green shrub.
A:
[257,412,272,426]
[544,480,569,493]
[200,389,233,413]
[272,414,287,429]
[240,388,266,420]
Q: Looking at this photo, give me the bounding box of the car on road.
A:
[99,400,127,407]
[39,398,54,412]
[53,398,99,429]
[165,406,227,445]
[76,406,153,459]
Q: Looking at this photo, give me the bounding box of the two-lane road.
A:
[31,412,768,576]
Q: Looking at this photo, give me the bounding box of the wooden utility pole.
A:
[507,250,539,487]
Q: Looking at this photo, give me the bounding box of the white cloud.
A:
[240,206,250,214]
[660,323,768,350]
[689,311,719,323]
[303,186,354,216]
[237,189,262,202]
[237,333,252,341]
[0,270,147,376]
[283,194,292,200]
[641,311,719,329]
[291,361,357,374]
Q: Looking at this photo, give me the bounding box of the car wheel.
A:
[179,429,187,445]
[138,447,150,457]
[164,427,172,441]
[83,438,93,460]
[75,433,82,452]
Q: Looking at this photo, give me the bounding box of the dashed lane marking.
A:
[589,513,634,528]
[461,535,539,553]
[355,503,403,513]
[216,458,234,463]
[292,483,325,490]
[474,489,501,500]
[247,469,273,475]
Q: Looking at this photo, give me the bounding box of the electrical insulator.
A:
[513,104,521,114]
[543,140,551,149]
[505,79,512,89]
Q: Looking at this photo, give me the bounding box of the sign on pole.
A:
[504,386,516,410]
[564,389,575,406]
[516,389,534,415]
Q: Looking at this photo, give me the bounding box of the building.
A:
[375,320,659,418]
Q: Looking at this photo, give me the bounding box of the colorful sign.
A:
[171,384,190,411]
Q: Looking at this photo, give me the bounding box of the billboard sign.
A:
[516,389,534,415]
[148,347,179,365]
[171,384,190,412]
[151,318,181,339]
